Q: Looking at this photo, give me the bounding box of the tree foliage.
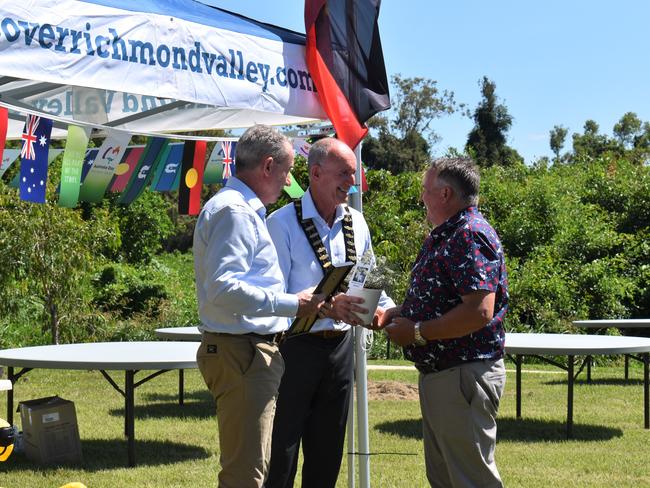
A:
[549,125,568,163]
[466,77,523,167]
[362,74,463,173]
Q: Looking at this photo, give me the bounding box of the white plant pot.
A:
[346,287,382,325]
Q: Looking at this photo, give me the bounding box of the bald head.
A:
[307,138,355,172]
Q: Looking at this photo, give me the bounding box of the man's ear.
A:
[262,156,274,176]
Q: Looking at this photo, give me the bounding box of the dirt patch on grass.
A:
[366,380,419,401]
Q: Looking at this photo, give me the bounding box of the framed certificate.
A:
[287,262,354,336]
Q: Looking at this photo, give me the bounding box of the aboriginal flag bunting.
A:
[178,140,207,215]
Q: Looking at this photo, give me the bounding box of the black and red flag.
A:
[305,0,390,150]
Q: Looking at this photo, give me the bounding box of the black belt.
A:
[245,331,286,345]
[310,329,348,339]
[207,331,285,345]
[415,358,472,374]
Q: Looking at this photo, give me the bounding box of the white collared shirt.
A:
[267,190,395,332]
[193,176,298,334]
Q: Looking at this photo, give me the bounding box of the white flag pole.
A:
[349,143,371,488]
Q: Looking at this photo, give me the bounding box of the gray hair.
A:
[307,137,340,171]
[430,157,480,207]
[235,125,290,172]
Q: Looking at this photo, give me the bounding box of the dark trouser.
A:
[265,330,353,488]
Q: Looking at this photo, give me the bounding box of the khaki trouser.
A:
[197,332,284,488]
[419,359,506,488]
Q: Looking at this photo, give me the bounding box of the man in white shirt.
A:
[193,125,324,488]
[265,137,395,488]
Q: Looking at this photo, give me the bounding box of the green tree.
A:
[0,194,112,344]
[466,77,523,167]
[571,120,621,159]
[549,125,568,163]
[362,74,462,173]
[613,112,642,148]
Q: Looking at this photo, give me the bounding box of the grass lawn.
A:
[0,359,649,487]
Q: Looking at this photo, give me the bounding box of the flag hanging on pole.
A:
[305,0,390,150]
[178,140,207,215]
[19,114,52,203]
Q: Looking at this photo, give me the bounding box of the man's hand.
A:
[367,306,401,330]
[318,293,368,326]
[384,317,417,346]
[296,290,326,317]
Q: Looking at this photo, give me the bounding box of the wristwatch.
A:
[413,322,427,346]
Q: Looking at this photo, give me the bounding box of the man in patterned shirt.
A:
[383,157,508,488]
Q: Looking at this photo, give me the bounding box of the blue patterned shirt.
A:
[401,206,508,366]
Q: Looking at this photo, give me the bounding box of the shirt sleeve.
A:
[447,228,502,296]
[198,205,298,317]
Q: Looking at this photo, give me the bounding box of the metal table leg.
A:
[179,369,184,406]
[567,355,574,439]
[515,355,522,419]
[644,353,649,429]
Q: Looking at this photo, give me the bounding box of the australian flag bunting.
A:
[221,140,236,184]
[19,114,53,203]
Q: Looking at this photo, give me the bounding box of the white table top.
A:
[505,332,650,356]
[573,319,650,328]
[0,341,199,370]
[154,328,650,357]
[156,327,201,341]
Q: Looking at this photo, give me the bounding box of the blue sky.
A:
[208,1,650,163]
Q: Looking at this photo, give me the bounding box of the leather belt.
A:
[207,331,285,345]
[415,358,471,374]
[310,329,348,339]
[245,331,286,345]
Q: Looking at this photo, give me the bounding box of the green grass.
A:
[1,360,649,487]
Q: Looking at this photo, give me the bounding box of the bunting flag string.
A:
[59,125,91,208]
[151,143,183,192]
[109,146,144,192]
[178,140,207,216]
[79,130,131,202]
[18,114,53,204]
[118,137,169,205]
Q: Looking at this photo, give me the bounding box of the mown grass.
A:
[0,359,649,487]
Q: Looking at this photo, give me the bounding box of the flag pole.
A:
[349,143,371,488]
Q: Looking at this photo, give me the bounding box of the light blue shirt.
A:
[267,190,395,332]
[193,176,298,334]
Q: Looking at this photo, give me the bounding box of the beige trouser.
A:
[419,359,506,488]
[197,332,284,488]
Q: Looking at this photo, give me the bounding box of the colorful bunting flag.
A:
[19,114,53,203]
[79,130,131,202]
[9,148,63,188]
[118,137,169,204]
[151,143,183,192]
[203,140,237,185]
[109,146,144,192]
[58,125,91,208]
[80,149,99,184]
[178,140,207,215]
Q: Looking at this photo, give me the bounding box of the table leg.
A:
[586,355,592,383]
[178,369,184,406]
[643,352,650,429]
[516,355,522,419]
[125,370,135,467]
[7,367,13,425]
[625,355,630,380]
[567,355,574,439]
